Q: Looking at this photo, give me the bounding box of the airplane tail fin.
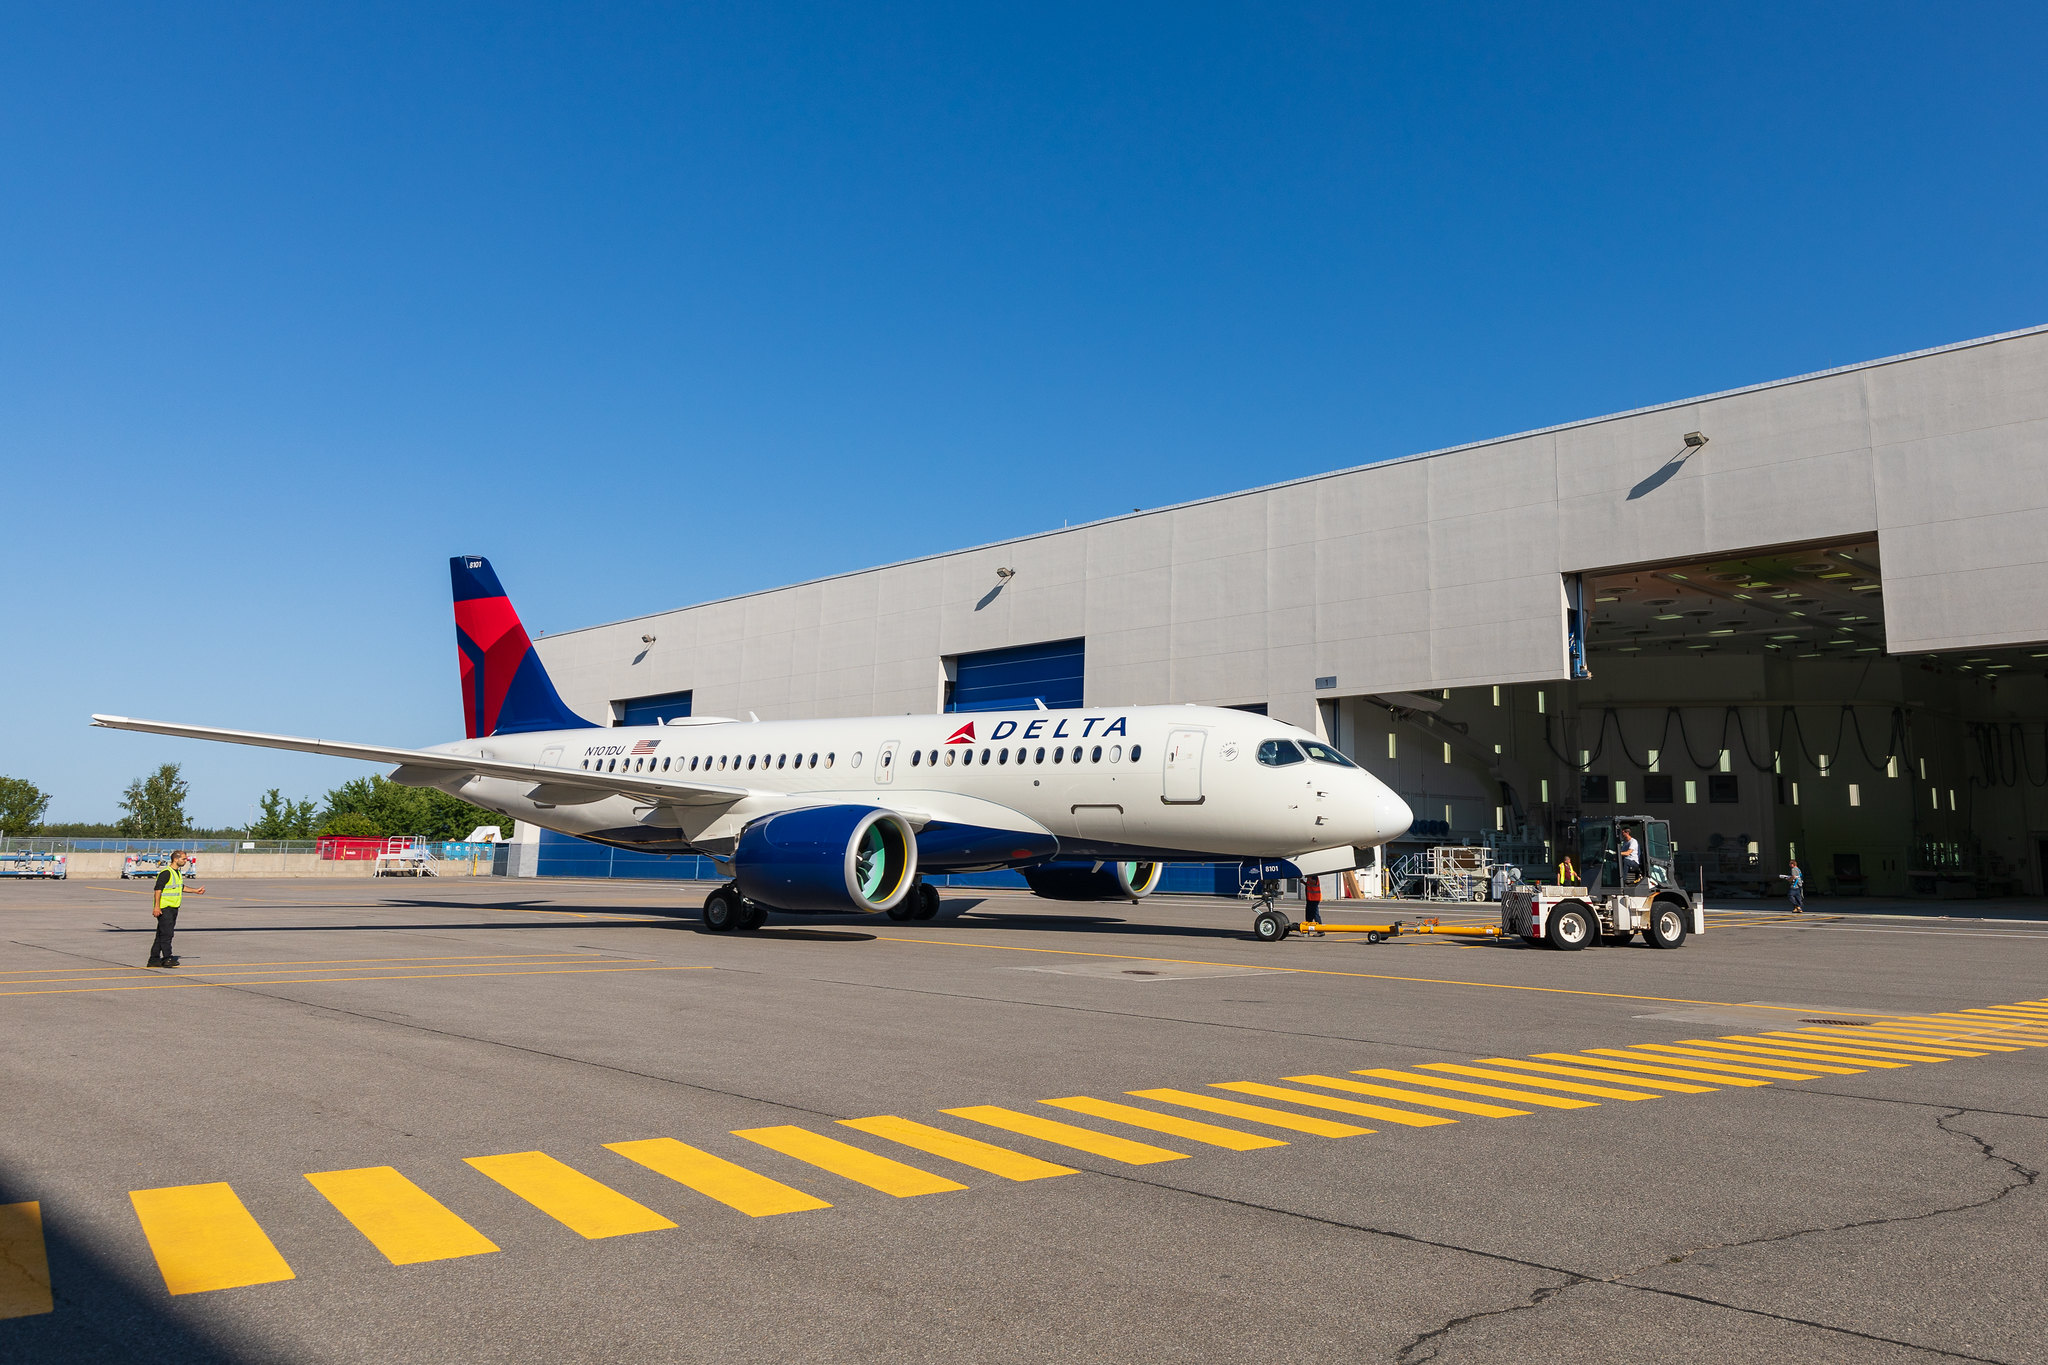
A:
[450,556,597,737]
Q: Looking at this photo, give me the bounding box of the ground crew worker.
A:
[147,850,204,968]
[1557,854,1579,885]
[1782,859,1805,914]
[1301,874,1324,935]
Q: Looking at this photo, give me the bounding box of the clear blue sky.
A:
[4,3,2043,827]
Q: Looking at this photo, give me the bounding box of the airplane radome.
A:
[93,556,1413,932]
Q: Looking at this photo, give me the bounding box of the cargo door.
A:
[1162,729,1207,805]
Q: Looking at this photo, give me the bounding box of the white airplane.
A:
[94,556,1412,938]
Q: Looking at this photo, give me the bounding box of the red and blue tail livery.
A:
[450,556,596,737]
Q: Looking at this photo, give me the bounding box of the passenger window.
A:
[1109,745,1121,763]
[1299,740,1359,768]
[1091,745,1102,762]
[1130,744,1142,762]
[1257,739,1307,767]
[850,752,863,767]
[1030,746,1041,763]
[998,748,1008,764]
[825,753,835,768]
[810,753,819,767]
[944,749,955,766]
[1051,747,1062,764]
[929,750,938,765]
[980,748,991,764]
[1071,746,1083,763]
[910,750,921,766]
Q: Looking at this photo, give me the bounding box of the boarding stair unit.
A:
[372,837,440,877]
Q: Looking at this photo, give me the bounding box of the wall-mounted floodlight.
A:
[995,567,1016,579]
[1683,432,1708,448]
[641,634,657,643]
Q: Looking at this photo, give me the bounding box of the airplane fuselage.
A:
[423,704,1411,870]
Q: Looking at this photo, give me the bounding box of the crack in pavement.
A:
[1380,1102,2038,1363]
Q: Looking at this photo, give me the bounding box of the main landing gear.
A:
[885,882,942,922]
[702,883,767,932]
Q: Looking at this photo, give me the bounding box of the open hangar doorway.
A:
[1324,537,2048,900]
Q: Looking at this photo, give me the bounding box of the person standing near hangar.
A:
[147,849,203,967]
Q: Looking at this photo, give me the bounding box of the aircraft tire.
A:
[1253,909,1289,942]
[702,887,742,933]
[738,899,768,931]
[885,901,917,921]
[910,883,941,920]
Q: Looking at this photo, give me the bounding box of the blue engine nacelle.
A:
[734,804,919,913]
[1021,860,1164,902]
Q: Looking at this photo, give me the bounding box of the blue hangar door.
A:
[947,638,1085,713]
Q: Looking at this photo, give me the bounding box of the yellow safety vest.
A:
[160,866,183,908]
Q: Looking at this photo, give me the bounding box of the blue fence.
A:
[534,829,1245,895]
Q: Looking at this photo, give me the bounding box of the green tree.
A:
[118,764,190,838]
[0,776,52,836]
[315,810,382,838]
[251,788,319,839]
[318,774,510,841]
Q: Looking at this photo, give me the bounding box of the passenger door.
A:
[1162,729,1207,805]
[875,740,900,785]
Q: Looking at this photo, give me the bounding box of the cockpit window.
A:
[1299,740,1359,768]
[1256,739,1306,767]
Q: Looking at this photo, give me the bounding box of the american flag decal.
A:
[630,739,661,755]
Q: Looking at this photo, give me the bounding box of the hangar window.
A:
[1300,741,1357,768]
[1708,775,1739,804]
[1130,745,1142,762]
[1644,775,1674,804]
[1257,740,1306,767]
[1580,774,1610,803]
[1092,745,1103,762]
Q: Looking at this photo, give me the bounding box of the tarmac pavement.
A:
[2,877,2044,1363]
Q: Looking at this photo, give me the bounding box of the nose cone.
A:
[1358,778,1412,847]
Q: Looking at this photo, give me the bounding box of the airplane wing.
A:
[89,714,752,808]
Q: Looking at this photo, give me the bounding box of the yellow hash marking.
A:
[1673,1040,1889,1072]
[734,1126,968,1196]
[0,1202,53,1319]
[464,1152,677,1238]
[130,1183,295,1294]
[1543,1053,1771,1086]
[304,1167,498,1265]
[1042,1097,1287,1150]
[838,1116,1078,1180]
[1474,1058,1716,1093]
[1589,1047,1817,1079]
[1286,1074,1529,1118]
[1212,1081,1456,1128]
[943,1106,1190,1164]
[1128,1088,1370,1137]
[606,1138,832,1216]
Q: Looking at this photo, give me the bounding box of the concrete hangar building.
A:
[533,325,2048,900]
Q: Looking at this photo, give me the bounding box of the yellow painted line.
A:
[1286,1074,1529,1117]
[944,1106,1190,1164]
[1588,1047,1818,1080]
[1675,1040,1894,1072]
[0,964,710,999]
[1474,1058,1717,1093]
[1212,1081,1456,1128]
[1774,1030,1982,1059]
[463,1152,677,1238]
[605,1138,832,1215]
[734,1126,968,1196]
[304,1167,498,1265]
[1127,1088,1370,1137]
[838,1116,1078,1181]
[1361,1066,1604,1106]
[130,1183,296,1294]
[0,1202,53,1319]
[1538,1052,1773,1086]
[1638,1042,1864,1075]
[1962,1006,2048,1021]
[1042,1096,1287,1150]
[1900,1014,2048,1037]
[1409,1063,1653,1102]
